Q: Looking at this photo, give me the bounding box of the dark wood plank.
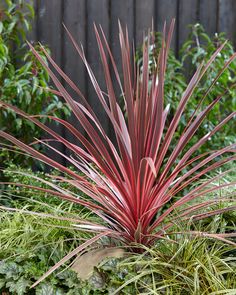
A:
[199,0,218,37]
[155,0,178,52]
[37,0,63,63]
[86,0,110,134]
[24,0,236,165]
[110,0,134,140]
[178,0,198,79]
[62,0,86,153]
[218,0,236,46]
[37,0,65,165]
[110,0,134,65]
[178,0,198,50]
[135,0,155,47]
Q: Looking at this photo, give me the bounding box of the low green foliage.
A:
[0,207,84,294]
[0,167,235,294]
[1,165,98,221]
[0,210,83,258]
[111,238,236,294]
[0,210,235,294]
[0,250,82,294]
[0,190,92,294]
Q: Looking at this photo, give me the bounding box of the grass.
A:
[0,196,94,260]
[111,236,236,294]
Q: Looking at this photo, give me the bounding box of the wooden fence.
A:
[30,0,236,164]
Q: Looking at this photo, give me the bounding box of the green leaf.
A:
[0,278,6,289]
[0,261,22,280]
[15,118,22,129]
[0,22,3,34]
[35,283,59,295]
[23,19,30,32]
[6,277,30,295]
[32,76,39,93]
[26,3,35,18]
[7,21,16,33]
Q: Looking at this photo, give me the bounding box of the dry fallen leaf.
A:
[71,247,125,280]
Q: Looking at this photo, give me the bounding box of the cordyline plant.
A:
[0,20,236,286]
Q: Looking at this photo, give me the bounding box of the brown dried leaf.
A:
[71,247,125,280]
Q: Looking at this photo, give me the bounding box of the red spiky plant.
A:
[0,20,235,286]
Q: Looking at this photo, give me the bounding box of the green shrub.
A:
[0,0,70,167]
[181,24,236,150]
[137,24,236,153]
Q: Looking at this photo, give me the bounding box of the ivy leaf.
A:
[56,270,80,288]
[6,277,30,295]
[0,261,22,280]
[0,278,6,289]
[35,283,64,295]
[88,268,106,290]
